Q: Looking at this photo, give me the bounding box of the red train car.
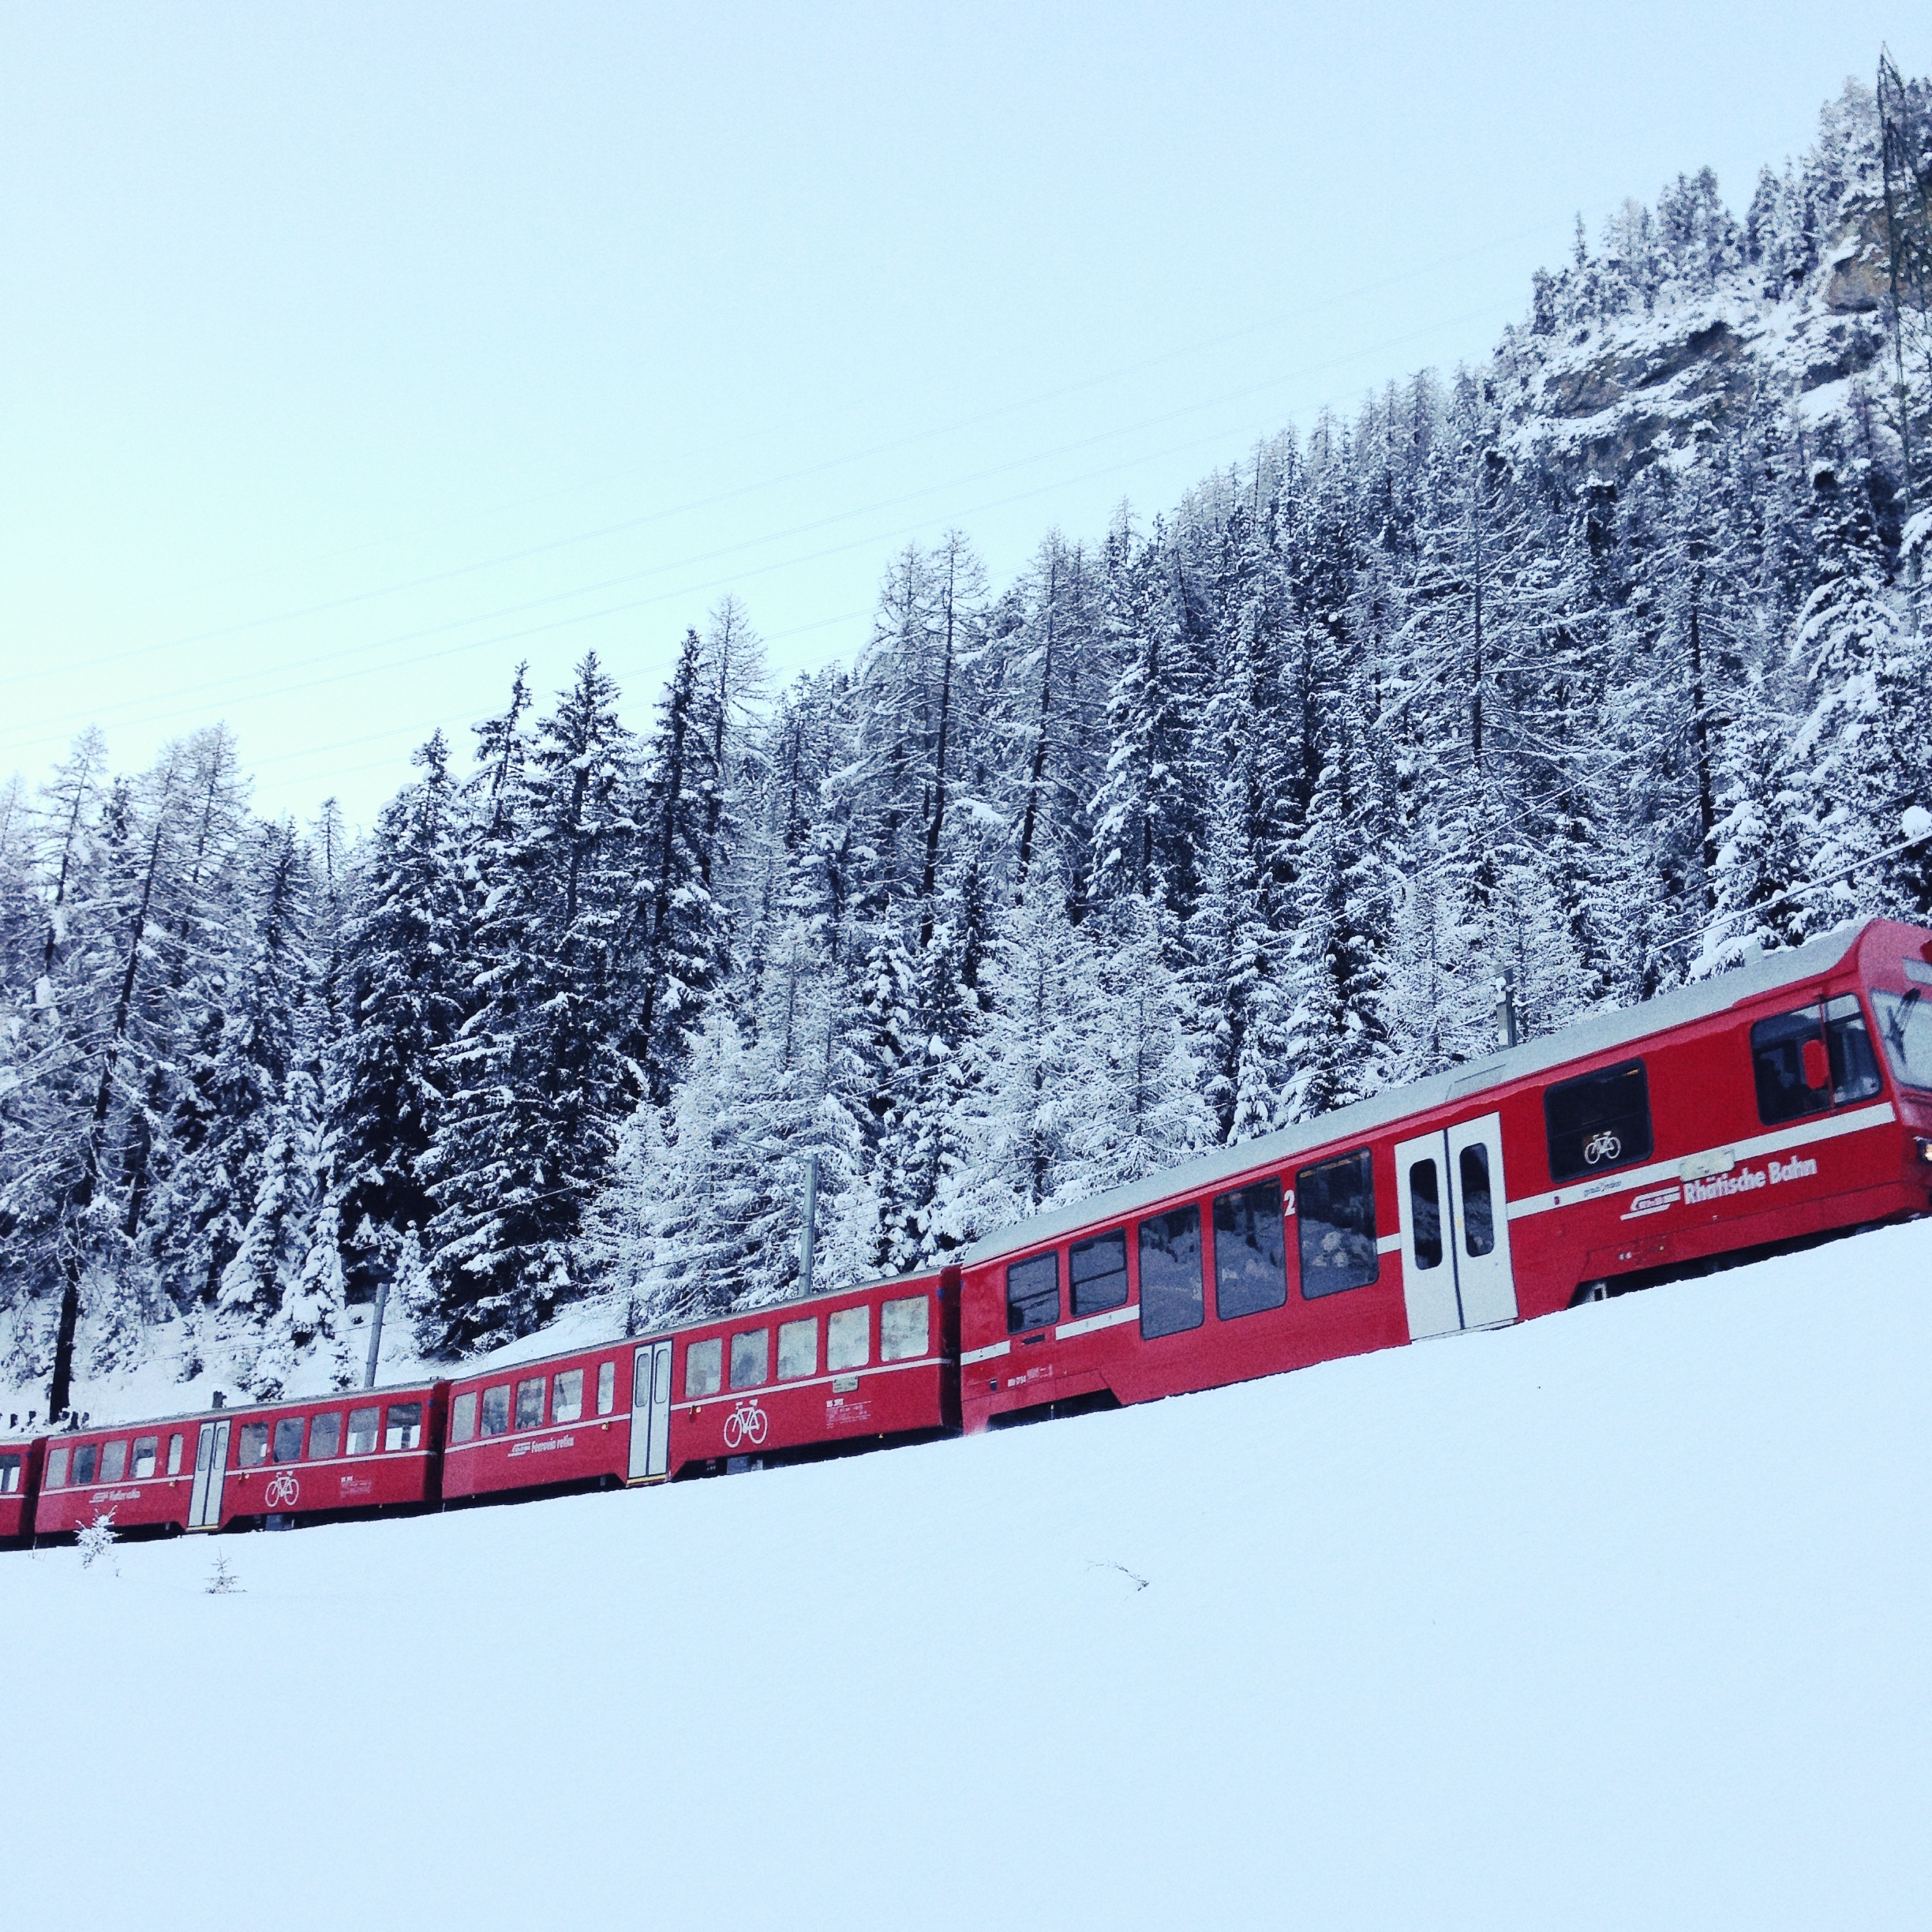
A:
[0,1432,44,1547]
[958,919,1932,1432]
[31,1382,447,1538]
[443,1268,959,1502]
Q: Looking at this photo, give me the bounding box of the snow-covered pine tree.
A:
[424,655,638,1352]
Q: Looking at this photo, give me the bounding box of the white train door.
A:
[1393,1111,1518,1341]
[188,1418,230,1529]
[627,1341,673,1482]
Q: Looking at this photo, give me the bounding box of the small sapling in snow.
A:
[77,1511,118,1572]
[205,1552,244,1594]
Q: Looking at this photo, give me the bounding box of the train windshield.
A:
[1871,989,1932,1090]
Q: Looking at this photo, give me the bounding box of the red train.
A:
[6,916,1930,1548]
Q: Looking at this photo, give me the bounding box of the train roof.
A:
[960,919,1875,1268]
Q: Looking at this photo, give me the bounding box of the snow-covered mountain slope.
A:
[6,1222,1926,1932]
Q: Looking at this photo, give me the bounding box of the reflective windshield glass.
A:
[1873,990,1932,1090]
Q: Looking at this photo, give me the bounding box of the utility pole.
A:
[799,1154,819,1296]
[362,1272,390,1391]
[1495,970,1519,1050]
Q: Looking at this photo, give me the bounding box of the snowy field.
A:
[6,1226,1929,1932]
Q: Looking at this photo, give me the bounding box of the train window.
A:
[130,1436,159,1480]
[1544,1061,1653,1183]
[386,1402,424,1451]
[347,1405,382,1454]
[238,1425,271,1469]
[828,1305,871,1370]
[1139,1204,1204,1339]
[45,1446,69,1488]
[167,1434,184,1476]
[1070,1231,1129,1316]
[1297,1150,1380,1296]
[1750,1009,1831,1124]
[1005,1253,1059,1335]
[1408,1159,1443,1270]
[515,1379,546,1430]
[729,1330,769,1391]
[1459,1145,1496,1257]
[450,1394,477,1444]
[1873,989,1932,1090]
[99,1440,128,1483]
[777,1318,818,1380]
[0,1454,20,1493]
[1212,1182,1287,1320]
[71,1442,100,1485]
[597,1361,616,1415]
[272,1417,305,1462]
[685,1339,724,1399]
[552,1369,584,1425]
[1825,995,1882,1103]
[308,1413,343,1460]
[881,1295,929,1361]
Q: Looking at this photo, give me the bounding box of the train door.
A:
[627,1341,673,1482]
[187,1418,230,1529]
[1393,1111,1518,1341]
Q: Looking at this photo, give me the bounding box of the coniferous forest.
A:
[6,71,1931,1413]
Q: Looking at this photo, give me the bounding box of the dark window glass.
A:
[1297,1150,1380,1296]
[1825,995,1882,1103]
[0,1453,20,1493]
[1005,1252,1059,1334]
[1458,1144,1496,1257]
[1750,1009,1831,1125]
[131,1436,159,1479]
[238,1423,270,1468]
[1069,1230,1129,1316]
[515,1378,546,1429]
[777,1319,817,1380]
[684,1339,723,1398]
[307,1413,342,1460]
[728,1330,769,1391]
[1139,1205,1204,1339]
[1544,1061,1653,1182]
[1873,989,1932,1090]
[1211,1182,1287,1320]
[478,1388,510,1437]
[271,1417,305,1463]
[73,1442,100,1485]
[1408,1159,1443,1270]
[385,1402,424,1451]
[881,1296,928,1361]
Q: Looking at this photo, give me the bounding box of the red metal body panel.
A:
[444,1271,960,1501]
[31,1383,447,1537]
[441,1341,636,1500]
[664,1270,958,1477]
[960,919,1932,1433]
[0,1436,44,1544]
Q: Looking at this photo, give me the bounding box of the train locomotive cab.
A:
[959,919,1932,1434]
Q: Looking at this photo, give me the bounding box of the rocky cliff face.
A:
[1488,81,1905,484]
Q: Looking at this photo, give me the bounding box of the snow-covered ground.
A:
[6,1225,1928,1931]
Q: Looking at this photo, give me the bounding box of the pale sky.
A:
[1,3,1919,825]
